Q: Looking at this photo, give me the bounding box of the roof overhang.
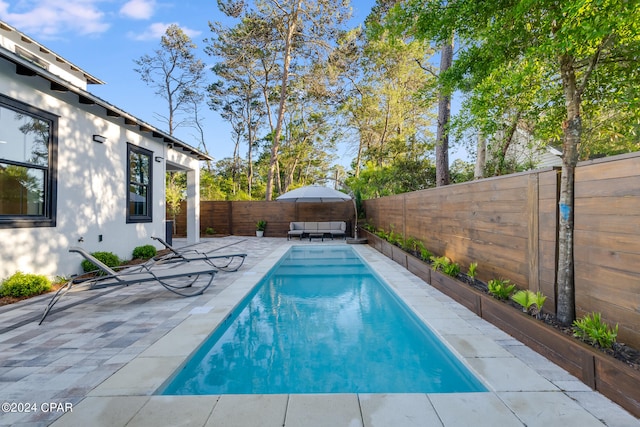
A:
[0,46,213,162]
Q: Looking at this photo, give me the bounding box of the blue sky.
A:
[1,0,468,167]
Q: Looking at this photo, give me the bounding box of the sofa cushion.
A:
[316,222,333,233]
[303,222,318,232]
[290,222,304,231]
[330,221,346,232]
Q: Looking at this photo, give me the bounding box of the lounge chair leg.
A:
[39,280,74,325]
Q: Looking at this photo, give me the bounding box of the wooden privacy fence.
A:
[171,200,354,239]
[362,152,640,349]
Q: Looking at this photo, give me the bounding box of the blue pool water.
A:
[160,246,487,394]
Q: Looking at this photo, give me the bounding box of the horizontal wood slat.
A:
[363,152,640,348]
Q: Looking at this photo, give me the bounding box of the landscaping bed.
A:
[360,228,640,417]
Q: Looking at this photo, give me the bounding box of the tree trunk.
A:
[436,36,453,186]
[265,2,300,201]
[556,54,581,325]
[246,95,254,197]
[474,132,486,179]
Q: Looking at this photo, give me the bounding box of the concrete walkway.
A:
[0,237,637,426]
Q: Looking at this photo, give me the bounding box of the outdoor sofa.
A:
[288,221,347,240]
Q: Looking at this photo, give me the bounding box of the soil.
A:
[456,272,640,371]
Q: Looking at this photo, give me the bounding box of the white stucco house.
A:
[0,21,211,279]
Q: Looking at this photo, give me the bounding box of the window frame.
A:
[0,94,57,229]
[126,143,153,223]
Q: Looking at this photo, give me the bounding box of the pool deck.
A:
[0,237,638,426]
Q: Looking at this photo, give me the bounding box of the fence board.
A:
[177,200,355,238]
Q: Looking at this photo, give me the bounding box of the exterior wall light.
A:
[92,134,106,143]
[155,156,164,163]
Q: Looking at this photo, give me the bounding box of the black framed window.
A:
[127,144,153,223]
[0,95,57,228]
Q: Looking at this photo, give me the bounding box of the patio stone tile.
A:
[0,366,39,381]
[205,395,287,427]
[49,396,149,427]
[360,394,441,427]
[428,392,523,427]
[420,316,481,335]
[285,394,362,427]
[442,334,514,358]
[127,395,218,427]
[409,301,466,320]
[498,391,606,427]
[566,391,640,427]
[552,379,593,392]
[88,356,185,396]
[466,357,558,392]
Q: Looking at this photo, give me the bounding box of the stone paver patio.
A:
[0,237,638,426]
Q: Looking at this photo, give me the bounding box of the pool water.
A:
[160,246,487,394]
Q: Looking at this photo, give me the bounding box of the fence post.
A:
[527,173,540,292]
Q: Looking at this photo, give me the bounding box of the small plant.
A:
[132,244,157,259]
[0,271,51,298]
[81,251,120,273]
[442,261,460,277]
[430,256,460,277]
[532,291,547,317]
[419,247,432,261]
[375,228,387,239]
[205,227,215,235]
[511,290,536,313]
[387,226,402,246]
[403,236,418,252]
[430,255,448,270]
[256,220,267,231]
[487,278,516,300]
[573,312,618,349]
[467,262,478,280]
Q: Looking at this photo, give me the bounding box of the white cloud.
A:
[127,22,201,41]
[120,0,155,20]
[0,0,110,39]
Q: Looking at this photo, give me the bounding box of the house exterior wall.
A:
[0,53,199,279]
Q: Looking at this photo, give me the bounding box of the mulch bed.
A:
[0,250,173,308]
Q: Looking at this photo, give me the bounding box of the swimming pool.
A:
[160,245,487,394]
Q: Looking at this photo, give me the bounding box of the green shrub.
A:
[430,256,460,277]
[419,247,432,261]
[132,245,157,259]
[0,271,51,298]
[81,251,121,273]
[488,278,516,300]
[573,312,618,349]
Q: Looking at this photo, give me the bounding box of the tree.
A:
[255,0,351,200]
[392,0,640,324]
[210,0,350,200]
[206,16,274,196]
[435,36,453,186]
[134,24,206,135]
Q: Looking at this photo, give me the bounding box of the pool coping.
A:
[48,239,639,427]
